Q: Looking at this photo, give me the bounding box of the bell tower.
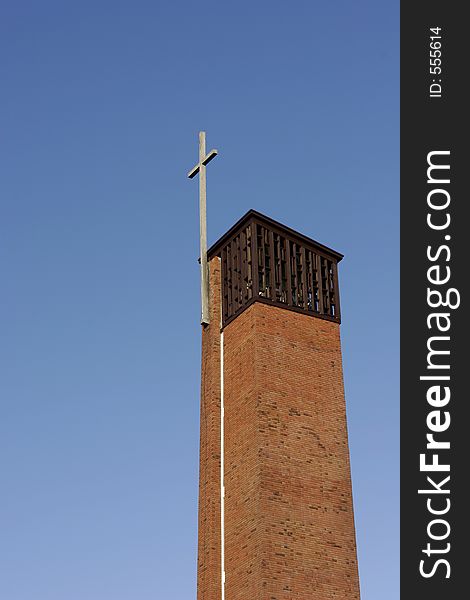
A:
[196,209,361,600]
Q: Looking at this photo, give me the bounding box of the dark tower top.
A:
[208,210,343,328]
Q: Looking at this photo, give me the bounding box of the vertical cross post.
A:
[198,132,209,325]
[188,132,218,325]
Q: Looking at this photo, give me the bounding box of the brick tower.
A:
[197,210,360,600]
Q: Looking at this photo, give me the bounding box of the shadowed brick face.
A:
[198,256,360,600]
[198,258,222,600]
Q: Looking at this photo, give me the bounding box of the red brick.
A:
[198,256,361,600]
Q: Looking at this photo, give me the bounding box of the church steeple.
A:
[197,211,360,600]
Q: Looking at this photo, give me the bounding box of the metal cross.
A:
[188,131,218,325]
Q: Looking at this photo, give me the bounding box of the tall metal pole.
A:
[199,132,210,325]
[188,132,218,325]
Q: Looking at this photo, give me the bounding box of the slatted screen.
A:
[218,216,341,327]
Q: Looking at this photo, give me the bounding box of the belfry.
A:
[189,135,361,600]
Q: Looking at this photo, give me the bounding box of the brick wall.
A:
[198,256,361,600]
[197,258,222,600]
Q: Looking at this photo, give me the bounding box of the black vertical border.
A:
[401,3,468,599]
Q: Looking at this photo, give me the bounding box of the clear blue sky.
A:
[0,2,398,599]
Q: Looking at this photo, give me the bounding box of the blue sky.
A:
[1,2,399,598]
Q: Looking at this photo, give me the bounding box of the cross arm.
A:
[187,149,218,178]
